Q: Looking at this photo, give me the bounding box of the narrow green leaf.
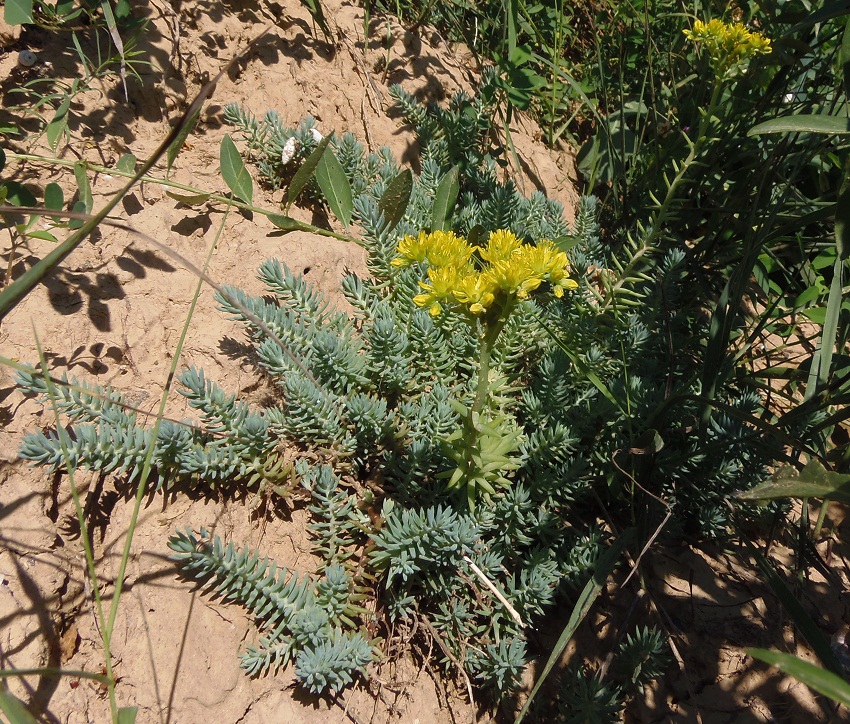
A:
[739,460,850,504]
[378,169,412,233]
[298,0,332,42]
[219,134,253,205]
[431,166,459,232]
[115,153,137,174]
[748,115,850,137]
[841,17,850,100]
[748,649,850,708]
[285,134,331,212]
[4,0,33,25]
[68,201,86,230]
[746,543,844,675]
[73,162,93,214]
[836,156,850,260]
[315,144,352,228]
[46,97,71,152]
[166,190,211,205]
[1,182,37,207]
[117,707,138,724]
[817,258,844,391]
[167,106,201,172]
[0,688,38,724]
[515,533,629,724]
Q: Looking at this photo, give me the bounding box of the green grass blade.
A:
[219,134,254,205]
[285,134,331,212]
[748,649,850,708]
[0,687,38,724]
[514,532,629,724]
[315,144,353,229]
[166,106,201,173]
[745,540,844,675]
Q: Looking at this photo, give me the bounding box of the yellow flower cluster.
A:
[683,19,772,71]
[393,229,578,317]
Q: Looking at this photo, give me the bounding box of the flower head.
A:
[400,229,577,317]
[683,19,771,73]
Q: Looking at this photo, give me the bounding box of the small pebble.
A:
[18,50,37,67]
[281,136,298,164]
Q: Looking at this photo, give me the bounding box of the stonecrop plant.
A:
[16,50,825,718]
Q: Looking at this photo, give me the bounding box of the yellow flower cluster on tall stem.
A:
[394,229,578,505]
[683,18,771,77]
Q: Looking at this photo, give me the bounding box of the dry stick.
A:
[461,554,524,628]
[418,616,477,724]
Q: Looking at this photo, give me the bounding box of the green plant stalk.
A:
[4,152,359,244]
[601,74,725,313]
[101,208,230,719]
[461,299,515,478]
[32,333,118,719]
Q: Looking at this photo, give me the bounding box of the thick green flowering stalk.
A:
[602,18,772,312]
[393,230,577,506]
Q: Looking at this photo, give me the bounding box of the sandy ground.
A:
[0,1,847,723]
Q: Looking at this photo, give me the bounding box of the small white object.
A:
[310,128,323,143]
[281,136,298,164]
[18,50,37,67]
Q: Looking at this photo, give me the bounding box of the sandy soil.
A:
[0,1,847,723]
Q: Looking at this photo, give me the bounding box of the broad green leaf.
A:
[117,707,138,724]
[285,134,331,212]
[315,145,353,228]
[739,460,850,504]
[24,229,58,243]
[4,0,33,25]
[748,649,850,708]
[115,153,137,174]
[46,97,71,152]
[167,106,201,172]
[515,533,629,724]
[552,235,581,253]
[268,214,312,232]
[73,163,93,214]
[801,306,827,324]
[748,115,850,137]
[0,687,38,724]
[166,190,211,205]
[44,183,63,213]
[219,134,253,205]
[69,200,87,230]
[378,169,412,233]
[1,182,37,207]
[431,166,459,232]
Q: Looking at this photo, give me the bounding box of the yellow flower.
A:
[479,229,522,264]
[483,258,543,299]
[452,272,498,315]
[393,230,476,269]
[683,18,771,72]
[517,240,579,297]
[413,265,464,317]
